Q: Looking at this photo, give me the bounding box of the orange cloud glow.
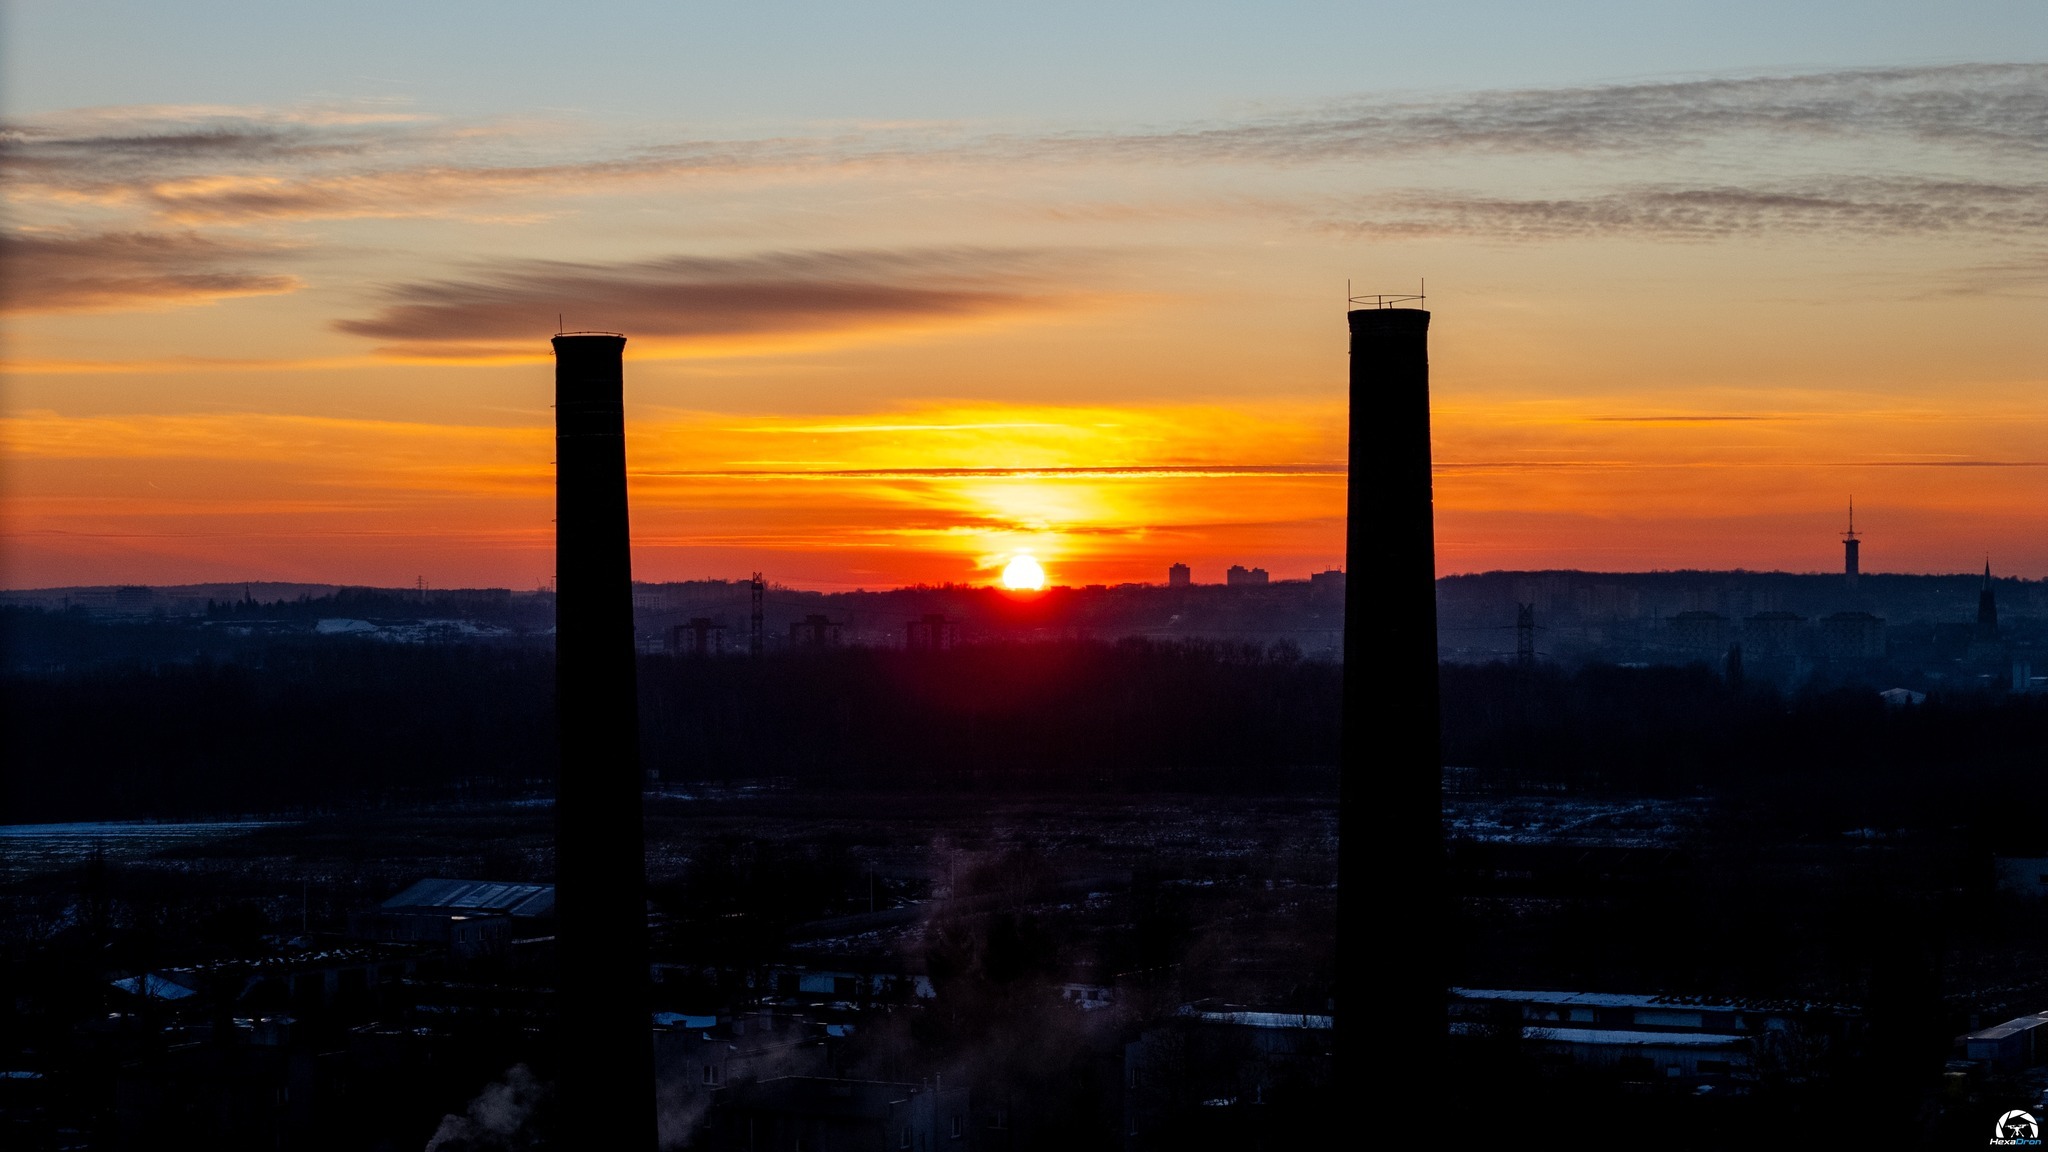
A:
[1431,387,2048,574]
[0,403,1348,588]
[8,66,2048,589]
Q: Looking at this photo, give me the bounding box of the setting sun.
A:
[1000,554,1047,591]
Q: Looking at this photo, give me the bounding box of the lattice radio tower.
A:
[749,572,765,657]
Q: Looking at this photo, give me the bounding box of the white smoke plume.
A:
[655,1070,710,1150]
[424,1064,547,1151]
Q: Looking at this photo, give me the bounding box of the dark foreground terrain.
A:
[1,623,1342,1149]
[1,787,1337,1150]
[1441,663,2048,1146]
[10,611,2048,1146]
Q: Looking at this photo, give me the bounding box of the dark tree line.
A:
[637,639,1341,789]
[2,642,558,821]
[199,586,550,629]
[1,636,1340,822]
[15,633,2048,829]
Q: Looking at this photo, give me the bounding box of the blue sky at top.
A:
[10,1,2048,124]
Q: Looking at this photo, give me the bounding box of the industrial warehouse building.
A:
[1958,1012,2048,1070]
[1449,988,1862,1080]
[348,878,555,957]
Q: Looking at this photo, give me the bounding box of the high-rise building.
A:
[1821,611,1887,660]
[1225,565,1269,587]
[1671,610,1731,655]
[791,614,842,647]
[905,613,955,651]
[1167,562,1191,587]
[1743,611,1805,660]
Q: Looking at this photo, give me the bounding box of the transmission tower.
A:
[749,572,765,657]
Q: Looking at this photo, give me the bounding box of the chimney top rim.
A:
[1347,293,1426,310]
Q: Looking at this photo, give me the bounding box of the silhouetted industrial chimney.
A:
[552,332,656,1147]
[1340,296,1439,1074]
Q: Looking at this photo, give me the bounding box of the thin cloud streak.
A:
[1076,64,2048,164]
[5,354,390,374]
[637,464,1345,479]
[8,65,2042,226]
[1323,178,2048,242]
[5,107,851,223]
[1585,415,1793,423]
[1938,250,2048,296]
[1437,459,2048,470]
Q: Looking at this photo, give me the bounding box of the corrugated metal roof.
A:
[381,878,555,918]
[1459,1023,1748,1049]
[111,974,198,1000]
[1964,1012,2048,1042]
[1452,987,1853,1015]
[1538,1028,1746,1049]
[1177,1006,1333,1030]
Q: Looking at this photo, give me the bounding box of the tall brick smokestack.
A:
[552,333,655,1146]
[1340,303,1440,1075]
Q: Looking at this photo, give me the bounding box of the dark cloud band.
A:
[332,248,1083,345]
[0,230,301,314]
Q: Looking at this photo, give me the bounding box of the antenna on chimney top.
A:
[1348,280,1427,310]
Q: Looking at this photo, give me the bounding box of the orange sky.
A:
[5,59,2047,589]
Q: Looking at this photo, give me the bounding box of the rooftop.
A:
[1451,1022,1748,1049]
[110,973,198,1000]
[381,878,555,918]
[1452,987,1857,1015]
[1177,1006,1333,1030]
[1963,1012,2048,1042]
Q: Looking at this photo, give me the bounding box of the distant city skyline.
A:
[5,6,2046,589]
[4,502,2045,592]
